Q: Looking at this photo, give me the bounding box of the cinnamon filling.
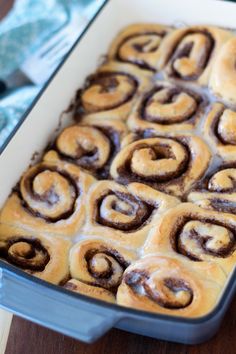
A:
[116,138,190,189]
[171,216,236,260]
[125,271,193,309]
[193,164,236,193]
[211,108,236,146]
[85,248,129,290]
[95,191,155,231]
[139,85,203,125]
[0,237,50,271]
[167,30,215,80]
[53,125,121,179]
[74,71,138,118]
[116,31,166,71]
[210,199,236,215]
[18,165,79,222]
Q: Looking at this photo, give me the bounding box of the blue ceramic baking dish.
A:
[0,0,236,344]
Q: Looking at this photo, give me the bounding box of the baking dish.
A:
[0,0,236,344]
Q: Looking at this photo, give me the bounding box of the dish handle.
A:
[0,266,122,343]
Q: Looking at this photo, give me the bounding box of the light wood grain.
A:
[0,310,12,354]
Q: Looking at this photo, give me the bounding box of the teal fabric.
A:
[0,0,104,148]
[0,86,40,144]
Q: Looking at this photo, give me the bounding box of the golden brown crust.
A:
[68,238,136,300]
[51,119,127,179]
[188,166,236,216]
[64,279,116,303]
[83,180,180,248]
[159,26,232,86]
[0,224,70,284]
[117,255,226,317]
[144,203,236,274]
[128,81,209,134]
[0,152,95,237]
[210,37,236,107]
[203,103,236,162]
[73,61,152,121]
[108,23,172,71]
[1,22,236,315]
[110,134,211,198]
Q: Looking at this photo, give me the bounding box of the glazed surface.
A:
[0,22,236,318]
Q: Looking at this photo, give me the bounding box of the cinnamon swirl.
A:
[203,103,236,162]
[0,151,95,237]
[159,26,232,86]
[110,134,211,198]
[74,61,152,121]
[108,23,172,71]
[51,118,127,179]
[117,255,226,317]
[188,165,236,216]
[83,180,179,248]
[68,238,136,300]
[128,81,208,134]
[144,203,236,273]
[0,224,70,284]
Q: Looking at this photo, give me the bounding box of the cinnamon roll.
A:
[158,26,232,86]
[188,165,236,215]
[117,255,226,317]
[203,103,236,162]
[73,61,152,121]
[108,23,172,71]
[64,278,116,303]
[68,238,136,300]
[51,118,127,179]
[144,203,236,274]
[128,81,208,134]
[110,134,211,198]
[83,180,180,248]
[210,37,236,107]
[0,151,95,237]
[0,224,70,284]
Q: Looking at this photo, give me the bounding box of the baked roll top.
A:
[108,23,172,71]
[117,255,226,317]
[0,224,71,284]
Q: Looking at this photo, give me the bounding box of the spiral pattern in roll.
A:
[0,237,49,270]
[188,165,236,215]
[144,203,236,273]
[108,23,172,71]
[0,152,95,237]
[0,224,70,284]
[69,238,136,294]
[203,103,236,162]
[158,26,232,85]
[110,134,211,197]
[128,81,207,134]
[84,180,179,248]
[117,255,226,317]
[54,119,127,179]
[74,61,152,121]
[20,165,77,222]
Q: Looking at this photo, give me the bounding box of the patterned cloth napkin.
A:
[0,0,104,148]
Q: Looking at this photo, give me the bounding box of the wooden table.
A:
[5,296,236,354]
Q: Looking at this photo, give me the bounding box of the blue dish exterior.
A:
[0,261,236,344]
